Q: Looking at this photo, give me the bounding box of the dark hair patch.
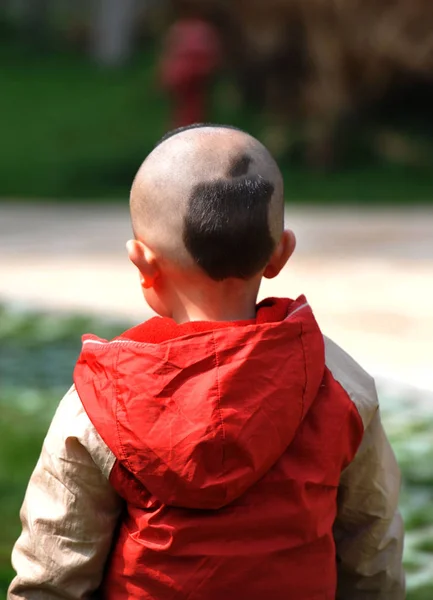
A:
[183,175,275,281]
[227,154,252,178]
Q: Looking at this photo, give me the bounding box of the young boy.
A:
[9,124,405,599]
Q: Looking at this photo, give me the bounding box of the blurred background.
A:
[0,0,432,597]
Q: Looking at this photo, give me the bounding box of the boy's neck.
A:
[170,282,261,324]
[172,302,258,324]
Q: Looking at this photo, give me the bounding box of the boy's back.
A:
[9,125,404,599]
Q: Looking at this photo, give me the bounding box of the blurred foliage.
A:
[0,40,433,203]
[0,41,167,200]
[0,305,432,596]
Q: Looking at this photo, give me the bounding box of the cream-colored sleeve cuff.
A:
[325,337,405,599]
[8,386,122,600]
[334,409,405,599]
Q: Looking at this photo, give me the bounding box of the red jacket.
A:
[73,297,364,599]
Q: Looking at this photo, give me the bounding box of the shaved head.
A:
[130,124,284,280]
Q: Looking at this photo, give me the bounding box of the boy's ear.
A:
[126,239,159,289]
[263,229,296,280]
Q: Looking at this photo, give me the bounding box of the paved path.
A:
[1,202,432,389]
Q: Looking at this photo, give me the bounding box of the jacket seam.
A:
[331,377,367,469]
[333,377,367,435]
[113,345,133,472]
[299,322,307,419]
[211,331,226,470]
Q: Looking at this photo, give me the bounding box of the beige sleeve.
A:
[8,386,122,600]
[334,408,405,599]
[324,337,405,600]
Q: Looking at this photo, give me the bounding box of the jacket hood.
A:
[74,296,325,510]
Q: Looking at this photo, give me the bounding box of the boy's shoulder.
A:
[48,385,116,479]
[324,336,378,429]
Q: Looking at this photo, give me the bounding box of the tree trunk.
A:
[92,0,138,67]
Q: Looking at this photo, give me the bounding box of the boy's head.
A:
[128,124,295,322]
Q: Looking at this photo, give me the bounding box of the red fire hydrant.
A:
[160,18,222,127]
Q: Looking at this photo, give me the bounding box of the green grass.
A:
[0,43,168,200]
[378,385,433,597]
[1,41,433,203]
